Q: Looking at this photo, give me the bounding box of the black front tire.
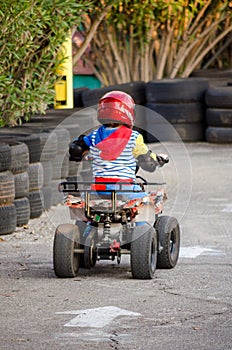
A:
[155,216,180,269]
[130,224,157,279]
[53,224,81,278]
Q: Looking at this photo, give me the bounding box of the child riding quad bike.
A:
[53,91,180,279]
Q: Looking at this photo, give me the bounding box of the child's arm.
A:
[132,134,168,172]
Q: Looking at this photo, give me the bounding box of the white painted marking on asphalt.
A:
[57,306,141,328]
[222,203,232,212]
[208,197,228,202]
[180,246,221,258]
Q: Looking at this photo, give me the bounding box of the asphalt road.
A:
[0,142,232,350]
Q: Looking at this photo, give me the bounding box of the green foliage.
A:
[108,0,156,42]
[0,0,92,126]
[80,0,232,84]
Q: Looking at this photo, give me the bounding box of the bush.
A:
[0,0,92,126]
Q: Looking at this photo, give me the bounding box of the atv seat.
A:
[90,183,147,200]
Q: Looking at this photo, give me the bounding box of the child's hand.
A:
[156,154,169,167]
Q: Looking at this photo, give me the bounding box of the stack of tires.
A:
[0,143,16,235]
[81,81,146,108]
[73,87,89,107]
[145,78,209,142]
[18,132,57,217]
[63,108,98,182]
[205,83,232,143]
[50,128,70,206]
[10,142,30,227]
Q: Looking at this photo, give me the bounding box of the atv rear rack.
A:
[58,181,166,193]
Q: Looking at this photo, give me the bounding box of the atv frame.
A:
[53,178,180,279]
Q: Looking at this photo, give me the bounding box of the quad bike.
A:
[53,176,180,279]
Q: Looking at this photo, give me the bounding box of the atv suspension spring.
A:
[103,215,111,242]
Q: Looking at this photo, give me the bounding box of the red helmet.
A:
[97,91,135,128]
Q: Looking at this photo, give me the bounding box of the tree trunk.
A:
[73,5,112,65]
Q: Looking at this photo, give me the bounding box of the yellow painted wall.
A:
[54,31,73,109]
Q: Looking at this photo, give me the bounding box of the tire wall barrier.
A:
[205,83,232,143]
[1,75,232,234]
[80,77,232,143]
[144,78,208,142]
[0,142,26,234]
[0,109,98,234]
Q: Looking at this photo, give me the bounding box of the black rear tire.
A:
[130,224,157,279]
[155,216,180,269]
[53,223,81,278]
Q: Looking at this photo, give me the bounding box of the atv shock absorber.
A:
[103,214,111,242]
